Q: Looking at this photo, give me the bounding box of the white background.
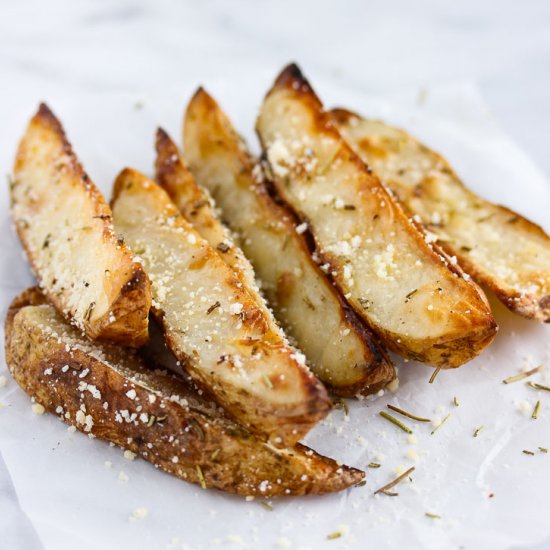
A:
[1,2,549,550]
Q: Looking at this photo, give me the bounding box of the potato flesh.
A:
[183,92,394,394]
[112,169,329,443]
[334,114,550,321]
[256,68,496,366]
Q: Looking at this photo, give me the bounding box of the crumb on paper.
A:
[118,471,129,482]
[124,449,137,461]
[129,507,148,522]
[31,403,45,415]
[0,375,7,388]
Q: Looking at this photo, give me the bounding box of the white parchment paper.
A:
[0,79,549,550]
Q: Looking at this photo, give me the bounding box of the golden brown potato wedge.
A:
[10,104,151,346]
[257,65,497,368]
[111,168,330,445]
[4,288,364,496]
[182,88,395,396]
[154,128,280,335]
[332,109,550,322]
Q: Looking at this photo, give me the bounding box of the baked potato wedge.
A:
[4,288,364,496]
[182,88,395,396]
[332,109,550,322]
[257,65,497,368]
[10,104,151,346]
[155,127,258,292]
[111,168,330,445]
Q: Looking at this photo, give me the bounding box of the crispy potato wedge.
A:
[257,65,497,368]
[155,128,280,334]
[10,104,151,346]
[111,168,330,445]
[4,288,364,496]
[182,88,395,396]
[332,110,550,322]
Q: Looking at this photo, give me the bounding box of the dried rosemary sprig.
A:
[368,463,381,469]
[260,501,273,511]
[503,365,543,384]
[429,367,441,384]
[532,400,541,420]
[473,425,484,438]
[425,512,441,519]
[387,404,430,422]
[431,413,451,435]
[196,465,207,489]
[527,381,550,392]
[523,450,535,456]
[379,411,413,434]
[374,466,415,496]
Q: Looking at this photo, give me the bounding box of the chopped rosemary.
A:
[206,301,221,315]
[429,367,441,384]
[262,373,273,389]
[355,480,367,487]
[379,411,413,434]
[327,532,342,540]
[527,381,550,392]
[147,415,166,427]
[368,463,381,469]
[473,425,484,438]
[387,404,430,422]
[374,466,415,495]
[216,242,230,253]
[196,465,207,489]
[260,501,273,511]
[532,400,541,420]
[453,396,459,407]
[523,450,535,456]
[334,398,349,415]
[211,448,221,460]
[431,413,451,435]
[405,289,418,302]
[503,365,544,384]
[538,447,548,453]
[425,512,441,519]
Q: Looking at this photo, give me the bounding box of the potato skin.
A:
[11,104,151,346]
[257,64,497,368]
[332,108,550,323]
[4,288,364,496]
[182,88,395,396]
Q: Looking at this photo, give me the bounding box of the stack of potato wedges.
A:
[5,64,550,496]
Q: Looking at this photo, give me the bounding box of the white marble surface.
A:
[1,2,550,550]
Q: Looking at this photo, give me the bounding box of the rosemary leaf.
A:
[453,396,459,407]
[196,465,207,489]
[262,373,273,389]
[334,398,349,416]
[429,367,441,384]
[425,512,441,519]
[532,400,541,420]
[538,447,548,453]
[527,381,550,392]
[523,450,535,456]
[374,466,415,495]
[387,404,430,422]
[368,463,381,469]
[379,411,413,434]
[260,501,273,511]
[431,413,451,435]
[503,365,543,384]
[473,425,484,438]
[327,532,342,540]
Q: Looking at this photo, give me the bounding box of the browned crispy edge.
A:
[11,104,151,346]
[331,107,550,323]
[258,64,497,368]
[4,287,364,496]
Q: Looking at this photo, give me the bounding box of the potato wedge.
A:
[332,110,550,322]
[154,128,280,334]
[257,65,497,368]
[182,88,395,396]
[111,168,330,445]
[4,288,364,496]
[10,104,151,346]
